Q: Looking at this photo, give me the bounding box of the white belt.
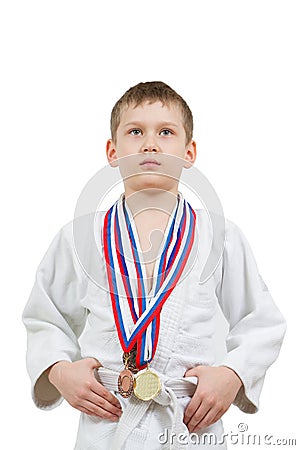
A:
[97,367,197,450]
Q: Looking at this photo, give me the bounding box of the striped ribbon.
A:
[103,193,196,369]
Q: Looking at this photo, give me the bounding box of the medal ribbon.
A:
[103,193,196,369]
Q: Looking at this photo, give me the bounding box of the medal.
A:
[133,365,161,401]
[118,369,134,398]
[118,352,135,398]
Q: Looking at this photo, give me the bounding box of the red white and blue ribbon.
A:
[103,193,196,369]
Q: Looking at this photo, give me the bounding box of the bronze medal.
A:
[118,349,137,398]
[118,369,134,398]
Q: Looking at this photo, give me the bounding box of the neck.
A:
[124,188,179,220]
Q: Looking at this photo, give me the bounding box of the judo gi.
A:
[22,206,286,449]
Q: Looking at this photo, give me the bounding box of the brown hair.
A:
[110,81,193,144]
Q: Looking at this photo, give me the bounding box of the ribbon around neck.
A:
[103,193,196,369]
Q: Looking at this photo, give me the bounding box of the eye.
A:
[129,129,142,136]
[160,129,173,136]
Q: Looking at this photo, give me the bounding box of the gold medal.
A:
[133,366,161,401]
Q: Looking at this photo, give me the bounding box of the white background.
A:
[1,1,299,448]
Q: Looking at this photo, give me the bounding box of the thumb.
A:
[86,357,102,369]
[184,365,204,378]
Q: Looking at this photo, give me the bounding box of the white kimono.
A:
[22,209,286,450]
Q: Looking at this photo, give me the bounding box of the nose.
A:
[142,140,159,153]
[141,132,160,153]
[143,146,158,152]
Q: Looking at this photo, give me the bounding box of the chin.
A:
[129,175,177,193]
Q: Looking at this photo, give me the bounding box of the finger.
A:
[77,405,107,417]
[184,367,198,378]
[78,406,97,416]
[194,400,230,430]
[91,378,122,409]
[80,400,121,421]
[183,394,202,424]
[210,407,228,425]
[190,406,221,433]
[67,401,99,417]
[186,401,211,432]
[86,390,123,417]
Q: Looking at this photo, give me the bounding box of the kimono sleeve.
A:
[22,223,88,410]
[216,220,286,413]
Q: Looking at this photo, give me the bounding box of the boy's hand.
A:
[48,358,122,421]
[183,365,242,433]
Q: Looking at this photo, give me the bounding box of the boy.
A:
[23,81,286,449]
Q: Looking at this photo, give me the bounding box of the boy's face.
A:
[106,101,196,196]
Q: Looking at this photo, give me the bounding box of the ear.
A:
[183,140,197,169]
[106,139,119,167]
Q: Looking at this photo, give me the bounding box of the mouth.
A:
[139,158,161,167]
